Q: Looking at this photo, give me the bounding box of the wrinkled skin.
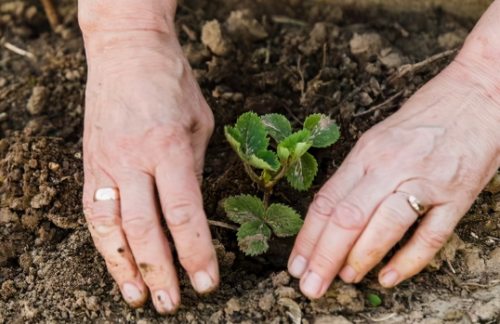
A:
[81,29,217,314]
[79,0,500,312]
[288,57,500,297]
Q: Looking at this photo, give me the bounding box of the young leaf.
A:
[261,114,292,143]
[286,152,318,191]
[367,294,382,307]
[293,141,313,160]
[278,130,312,163]
[248,150,280,170]
[225,195,265,224]
[265,203,303,237]
[277,146,290,162]
[237,220,272,256]
[303,114,340,148]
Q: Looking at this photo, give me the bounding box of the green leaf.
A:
[235,112,269,156]
[224,126,244,157]
[303,114,322,130]
[303,114,340,148]
[225,195,265,224]
[265,203,303,237]
[278,130,312,163]
[294,141,313,159]
[286,152,318,191]
[280,130,311,149]
[367,294,382,307]
[277,146,290,162]
[248,150,280,171]
[237,221,272,256]
[261,114,292,143]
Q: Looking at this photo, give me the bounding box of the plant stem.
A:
[263,192,271,209]
[264,166,288,190]
[243,162,263,187]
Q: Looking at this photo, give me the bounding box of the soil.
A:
[1,0,500,323]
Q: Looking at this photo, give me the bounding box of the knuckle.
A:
[415,228,449,250]
[87,208,121,236]
[122,215,157,241]
[179,249,215,271]
[356,129,377,148]
[330,200,367,230]
[312,246,337,270]
[310,193,336,218]
[294,232,318,255]
[165,199,197,229]
[377,204,413,229]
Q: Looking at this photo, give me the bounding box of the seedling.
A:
[367,294,382,307]
[224,112,340,256]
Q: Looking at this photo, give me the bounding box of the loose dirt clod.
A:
[202,20,232,56]
[26,86,49,115]
[226,10,268,42]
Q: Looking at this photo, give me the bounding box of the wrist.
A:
[78,0,177,55]
[444,56,500,155]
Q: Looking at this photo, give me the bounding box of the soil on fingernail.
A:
[1,0,499,323]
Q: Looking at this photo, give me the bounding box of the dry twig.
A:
[40,0,61,31]
[265,40,271,64]
[354,90,404,117]
[446,259,456,274]
[388,49,457,83]
[271,15,308,27]
[208,220,238,231]
[4,43,35,59]
[281,101,303,125]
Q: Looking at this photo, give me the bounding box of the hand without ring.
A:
[407,195,430,217]
[94,188,120,202]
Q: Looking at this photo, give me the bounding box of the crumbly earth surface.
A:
[1,0,500,323]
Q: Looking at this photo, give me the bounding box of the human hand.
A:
[288,52,500,298]
[79,11,217,313]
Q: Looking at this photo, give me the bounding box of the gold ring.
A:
[94,187,120,202]
[407,195,429,217]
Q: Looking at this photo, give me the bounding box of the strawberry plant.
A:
[224,112,340,256]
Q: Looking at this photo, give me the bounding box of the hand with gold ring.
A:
[288,1,500,299]
[80,0,217,314]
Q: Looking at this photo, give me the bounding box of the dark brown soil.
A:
[1,0,500,323]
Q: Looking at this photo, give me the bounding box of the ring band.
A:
[94,187,120,202]
[407,195,429,217]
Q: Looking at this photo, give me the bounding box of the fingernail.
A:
[339,265,357,283]
[289,255,308,277]
[301,271,323,297]
[122,283,143,303]
[155,290,174,313]
[381,270,399,287]
[193,271,214,293]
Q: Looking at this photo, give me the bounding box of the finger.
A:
[156,136,219,294]
[288,161,364,278]
[117,170,180,314]
[83,166,148,308]
[378,204,460,288]
[300,173,400,298]
[339,192,420,283]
